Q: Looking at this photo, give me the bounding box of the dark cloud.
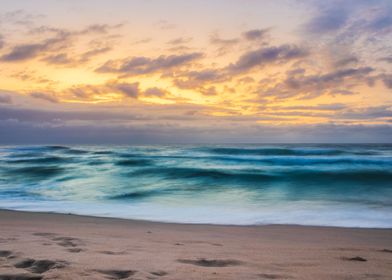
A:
[0,106,148,123]
[228,45,308,72]
[242,28,269,41]
[1,43,47,61]
[304,1,392,36]
[0,94,12,104]
[1,31,70,62]
[0,108,391,144]
[110,82,139,98]
[96,52,203,75]
[336,105,392,120]
[30,92,58,103]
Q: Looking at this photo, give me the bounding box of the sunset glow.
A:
[1,0,391,143]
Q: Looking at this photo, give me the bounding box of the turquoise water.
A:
[0,144,391,227]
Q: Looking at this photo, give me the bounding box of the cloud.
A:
[167,37,192,45]
[335,105,392,120]
[144,87,167,97]
[66,81,171,100]
[271,103,347,111]
[1,30,71,62]
[79,47,112,62]
[155,20,177,30]
[79,24,122,35]
[42,46,112,66]
[0,94,12,104]
[42,53,73,65]
[333,56,359,67]
[1,43,48,61]
[228,45,308,72]
[0,107,391,144]
[199,86,218,96]
[261,67,374,99]
[1,22,119,63]
[366,6,392,32]
[30,92,59,103]
[380,74,392,88]
[304,7,349,34]
[96,52,203,75]
[0,34,4,49]
[209,33,239,46]
[67,81,141,99]
[173,69,226,89]
[380,56,392,63]
[242,28,269,41]
[110,82,139,98]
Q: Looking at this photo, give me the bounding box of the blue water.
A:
[0,144,391,227]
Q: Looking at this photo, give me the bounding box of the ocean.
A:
[0,144,391,228]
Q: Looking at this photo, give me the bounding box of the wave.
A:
[109,189,164,200]
[4,156,72,165]
[129,166,392,185]
[202,147,377,156]
[5,166,65,180]
[115,159,153,166]
[1,144,392,227]
[189,155,392,166]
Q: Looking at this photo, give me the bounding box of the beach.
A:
[0,210,391,280]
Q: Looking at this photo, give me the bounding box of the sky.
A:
[0,0,391,144]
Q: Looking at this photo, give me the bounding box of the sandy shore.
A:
[0,210,391,279]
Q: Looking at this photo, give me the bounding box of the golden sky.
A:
[0,0,391,143]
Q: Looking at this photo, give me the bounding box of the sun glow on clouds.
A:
[0,0,391,143]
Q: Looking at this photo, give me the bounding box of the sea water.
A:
[0,144,391,227]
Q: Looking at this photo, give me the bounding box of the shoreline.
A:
[1,208,392,230]
[1,209,392,279]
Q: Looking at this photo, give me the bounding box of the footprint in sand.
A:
[14,258,68,274]
[52,236,83,248]
[258,273,293,279]
[177,258,242,267]
[98,251,126,255]
[341,256,367,262]
[380,249,392,253]
[95,269,137,279]
[0,251,13,258]
[150,270,168,276]
[0,273,43,280]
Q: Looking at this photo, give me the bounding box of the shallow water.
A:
[0,144,391,227]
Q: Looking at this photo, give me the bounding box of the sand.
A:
[0,210,391,279]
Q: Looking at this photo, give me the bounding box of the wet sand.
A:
[0,209,391,279]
